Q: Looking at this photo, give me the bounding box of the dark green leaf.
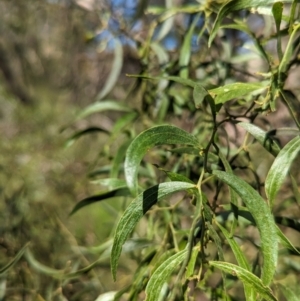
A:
[65,127,109,148]
[265,136,300,206]
[212,170,277,285]
[111,181,196,280]
[70,188,130,216]
[125,125,200,195]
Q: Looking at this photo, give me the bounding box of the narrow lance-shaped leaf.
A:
[217,222,255,301]
[209,82,267,104]
[209,261,277,301]
[265,136,300,206]
[70,188,130,216]
[212,170,277,285]
[145,248,188,301]
[0,243,29,275]
[238,122,281,156]
[97,38,123,100]
[125,125,200,195]
[111,181,196,280]
[65,127,109,148]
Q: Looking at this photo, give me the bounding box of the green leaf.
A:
[125,125,200,195]
[69,188,130,216]
[265,136,300,206]
[272,2,283,60]
[278,23,300,85]
[238,122,281,156]
[209,261,277,301]
[179,14,199,78]
[0,243,29,275]
[96,38,123,100]
[194,84,217,120]
[278,283,298,301]
[65,126,109,148]
[111,181,196,280]
[276,225,300,255]
[217,222,254,301]
[208,0,293,47]
[212,170,277,285]
[153,164,194,184]
[209,82,267,104]
[76,101,132,121]
[145,248,188,301]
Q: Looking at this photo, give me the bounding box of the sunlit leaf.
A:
[209,82,267,104]
[265,136,300,206]
[111,181,196,280]
[212,170,277,285]
[125,125,200,195]
[145,248,188,301]
[70,188,130,216]
[209,261,277,301]
[97,38,123,100]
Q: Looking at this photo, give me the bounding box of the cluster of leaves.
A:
[3,0,300,300]
[68,0,300,300]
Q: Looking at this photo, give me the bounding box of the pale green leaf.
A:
[145,248,188,301]
[97,38,123,100]
[77,100,132,120]
[212,170,277,285]
[125,125,200,195]
[209,82,267,104]
[209,261,277,301]
[265,136,300,206]
[111,181,196,280]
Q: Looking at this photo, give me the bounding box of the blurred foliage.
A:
[1,0,300,300]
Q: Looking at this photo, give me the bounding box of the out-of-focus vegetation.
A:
[1,0,300,300]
